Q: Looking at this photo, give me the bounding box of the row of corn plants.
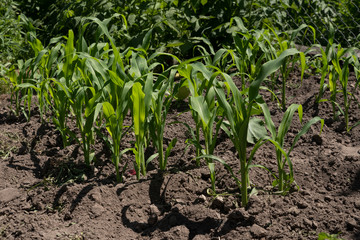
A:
[4,17,360,208]
[311,25,360,131]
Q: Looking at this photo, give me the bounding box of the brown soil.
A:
[0,71,360,240]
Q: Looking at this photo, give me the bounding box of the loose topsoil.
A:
[0,70,360,240]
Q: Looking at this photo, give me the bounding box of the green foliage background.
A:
[0,0,24,63]
[1,0,359,64]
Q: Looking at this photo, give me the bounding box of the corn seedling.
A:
[318,232,344,240]
[16,36,64,123]
[330,46,360,131]
[259,102,324,193]
[267,25,308,111]
[310,25,336,105]
[189,85,223,192]
[6,59,33,118]
[233,31,266,90]
[177,60,210,162]
[149,68,178,171]
[131,77,156,179]
[211,49,305,207]
[69,83,102,166]
[102,77,132,181]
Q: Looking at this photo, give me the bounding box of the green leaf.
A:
[108,70,124,87]
[17,83,39,91]
[131,82,145,138]
[190,96,210,126]
[102,102,115,119]
[146,153,159,167]
[166,41,184,48]
[258,101,277,139]
[165,138,177,163]
[142,29,153,51]
[247,117,267,144]
[288,117,324,154]
[277,104,302,145]
[249,48,301,102]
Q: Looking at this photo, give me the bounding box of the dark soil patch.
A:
[0,71,360,240]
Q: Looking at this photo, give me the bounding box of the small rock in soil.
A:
[211,196,224,210]
[297,200,309,209]
[89,191,102,203]
[172,203,185,213]
[192,234,207,240]
[248,196,265,215]
[91,203,105,218]
[324,195,333,202]
[312,134,323,145]
[312,221,319,229]
[354,200,360,209]
[63,212,73,221]
[149,204,161,216]
[172,225,190,239]
[346,218,358,231]
[250,224,267,238]
[195,194,207,204]
[253,213,271,229]
[303,218,313,228]
[288,206,300,216]
[227,208,250,221]
[0,188,21,204]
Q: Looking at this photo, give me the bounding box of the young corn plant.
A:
[148,68,178,171]
[213,49,304,207]
[178,62,202,161]
[130,76,156,180]
[313,24,337,105]
[6,60,31,117]
[69,54,109,166]
[44,30,80,148]
[16,36,65,123]
[177,61,210,162]
[193,40,235,74]
[314,46,331,104]
[330,47,360,131]
[102,76,133,182]
[259,102,324,193]
[233,31,267,90]
[267,25,308,111]
[190,85,223,193]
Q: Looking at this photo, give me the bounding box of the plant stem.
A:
[140,142,146,177]
[281,67,286,111]
[345,106,349,132]
[158,136,165,170]
[240,151,248,207]
[277,150,284,192]
[114,154,120,182]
